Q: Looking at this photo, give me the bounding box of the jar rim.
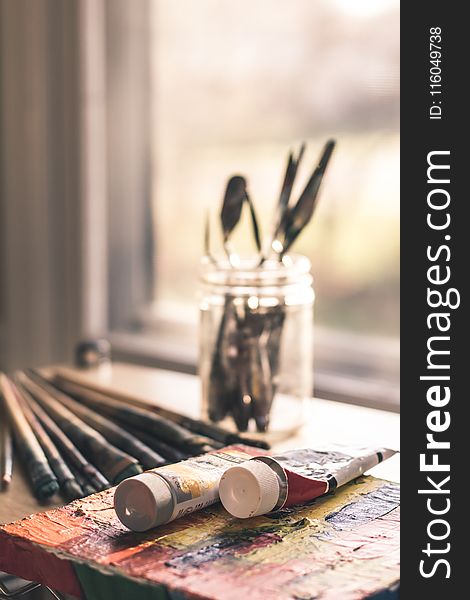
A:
[200,254,312,287]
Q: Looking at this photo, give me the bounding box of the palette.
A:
[0,475,399,600]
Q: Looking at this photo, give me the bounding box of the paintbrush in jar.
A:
[52,371,270,449]
[207,296,238,423]
[240,141,335,429]
[17,372,142,484]
[261,143,305,264]
[220,175,247,267]
[0,373,59,499]
[203,210,217,265]
[209,177,248,423]
[15,379,110,491]
[245,191,262,255]
[13,384,83,500]
[275,139,336,258]
[215,176,257,423]
[28,371,166,470]
[205,204,268,428]
[248,142,336,427]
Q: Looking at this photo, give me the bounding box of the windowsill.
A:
[108,323,400,413]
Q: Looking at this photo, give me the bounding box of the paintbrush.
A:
[202,140,336,433]
[0,373,59,499]
[220,175,247,266]
[210,175,254,423]
[0,397,14,490]
[239,141,334,429]
[247,329,274,432]
[13,387,83,500]
[44,374,219,455]
[28,371,166,470]
[15,379,110,491]
[65,461,94,496]
[203,210,216,265]
[211,172,271,430]
[275,139,335,258]
[105,421,187,463]
[245,191,262,255]
[207,296,239,423]
[52,370,270,449]
[17,372,142,484]
[261,143,305,264]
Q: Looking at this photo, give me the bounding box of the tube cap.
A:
[219,460,280,518]
[114,473,173,531]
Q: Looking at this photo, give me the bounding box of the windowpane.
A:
[151,0,399,338]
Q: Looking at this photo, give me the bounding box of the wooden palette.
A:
[0,474,399,600]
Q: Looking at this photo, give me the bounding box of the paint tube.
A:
[219,445,397,518]
[114,445,258,531]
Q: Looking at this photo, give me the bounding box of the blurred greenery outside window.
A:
[105,0,399,408]
[149,0,399,340]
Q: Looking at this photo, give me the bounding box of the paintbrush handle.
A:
[30,372,166,470]
[0,404,13,489]
[65,461,94,496]
[53,371,270,450]
[264,143,306,261]
[14,389,82,500]
[17,372,141,484]
[278,140,336,258]
[118,423,188,462]
[50,375,219,455]
[0,373,59,499]
[208,296,236,422]
[17,381,109,491]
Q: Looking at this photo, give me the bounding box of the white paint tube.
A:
[114,445,258,531]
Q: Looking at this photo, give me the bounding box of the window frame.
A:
[103,0,399,413]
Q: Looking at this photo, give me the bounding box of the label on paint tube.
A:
[218,445,397,518]
[114,445,261,531]
[156,447,255,520]
[267,446,396,508]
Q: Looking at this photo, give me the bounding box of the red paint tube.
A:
[219,446,396,518]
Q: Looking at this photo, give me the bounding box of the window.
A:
[0,1,398,407]
[106,0,400,410]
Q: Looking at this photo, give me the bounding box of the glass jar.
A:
[199,254,314,441]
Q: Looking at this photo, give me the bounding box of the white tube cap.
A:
[219,460,280,518]
[114,473,173,531]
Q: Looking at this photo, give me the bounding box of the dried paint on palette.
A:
[0,476,399,600]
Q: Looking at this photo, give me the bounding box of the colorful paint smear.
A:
[0,474,399,599]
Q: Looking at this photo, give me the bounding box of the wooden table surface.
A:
[0,363,399,525]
